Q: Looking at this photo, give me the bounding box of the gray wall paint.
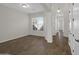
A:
[0,5,29,43]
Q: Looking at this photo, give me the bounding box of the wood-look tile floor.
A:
[0,35,71,55]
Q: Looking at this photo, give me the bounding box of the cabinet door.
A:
[73,3,79,55]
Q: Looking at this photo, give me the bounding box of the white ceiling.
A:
[0,3,51,14]
[0,3,71,14]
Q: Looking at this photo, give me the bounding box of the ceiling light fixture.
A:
[21,4,30,8]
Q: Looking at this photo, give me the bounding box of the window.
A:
[32,16,44,31]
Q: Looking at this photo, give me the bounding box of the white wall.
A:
[0,5,29,43]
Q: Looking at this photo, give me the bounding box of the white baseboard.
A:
[0,34,28,43]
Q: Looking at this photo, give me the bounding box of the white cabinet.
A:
[73,42,79,55]
[69,3,79,55]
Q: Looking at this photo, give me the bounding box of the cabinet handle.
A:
[73,50,74,52]
[73,34,74,36]
[75,39,79,42]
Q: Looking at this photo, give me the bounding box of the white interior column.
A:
[44,11,53,43]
